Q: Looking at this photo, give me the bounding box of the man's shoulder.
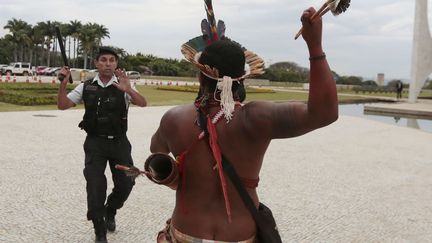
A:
[241,101,275,116]
[162,105,195,123]
[166,104,194,115]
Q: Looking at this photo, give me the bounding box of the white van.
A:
[3,62,33,76]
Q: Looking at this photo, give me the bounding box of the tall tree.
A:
[69,20,82,68]
[29,26,44,66]
[50,21,62,66]
[36,21,56,66]
[78,23,110,69]
[93,23,110,46]
[0,37,14,64]
[57,22,72,67]
[3,18,32,62]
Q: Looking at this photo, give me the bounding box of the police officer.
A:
[57,47,147,243]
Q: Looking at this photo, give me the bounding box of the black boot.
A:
[105,206,116,232]
[92,218,107,243]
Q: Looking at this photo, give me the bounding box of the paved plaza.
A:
[1,106,432,242]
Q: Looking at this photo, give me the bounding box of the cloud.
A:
[1,0,429,79]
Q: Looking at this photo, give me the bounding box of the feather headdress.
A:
[180,1,266,224]
[181,0,265,121]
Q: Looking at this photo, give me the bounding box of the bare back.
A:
[150,7,339,240]
[150,98,321,240]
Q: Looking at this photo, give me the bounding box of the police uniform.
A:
[67,75,136,221]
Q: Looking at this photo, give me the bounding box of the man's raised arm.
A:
[57,66,76,110]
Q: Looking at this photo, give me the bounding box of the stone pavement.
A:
[365,99,432,119]
[1,106,431,242]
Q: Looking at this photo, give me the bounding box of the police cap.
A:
[96,46,119,60]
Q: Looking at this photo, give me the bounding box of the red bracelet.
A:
[309,53,326,61]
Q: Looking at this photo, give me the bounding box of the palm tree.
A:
[29,26,44,66]
[3,35,17,63]
[0,37,15,64]
[17,28,32,61]
[78,23,110,69]
[56,23,73,67]
[3,18,32,62]
[50,21,62,66]
[79,23,98,69]
[36,21,56,66]
[93,23,110,46]
[69,20,82,67]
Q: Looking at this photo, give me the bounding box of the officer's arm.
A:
[127,88,147,107]
[57,67,76,110]
[113,69,147,107]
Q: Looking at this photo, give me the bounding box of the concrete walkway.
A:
[0,106,431,242]
[365,99,432,119]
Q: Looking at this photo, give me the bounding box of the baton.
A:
[55,26,73,83]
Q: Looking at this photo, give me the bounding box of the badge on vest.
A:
[85,85,98,91]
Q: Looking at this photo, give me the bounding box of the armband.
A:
[309,53,326,61]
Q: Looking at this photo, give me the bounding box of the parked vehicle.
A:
[45,67,61,76]
[0,64,8,74]
[126,71,141,80]
[3,62,33,76]
[36,66,48,75]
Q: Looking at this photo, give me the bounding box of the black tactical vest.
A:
[78,79,128,136]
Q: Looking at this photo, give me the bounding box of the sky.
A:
[0,0,431,81]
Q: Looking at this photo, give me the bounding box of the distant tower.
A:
[409,0,432,103]
[376,73,385,86]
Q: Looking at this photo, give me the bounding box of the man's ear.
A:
[94,59,98,67]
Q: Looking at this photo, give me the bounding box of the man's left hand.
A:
[113,68,132,93]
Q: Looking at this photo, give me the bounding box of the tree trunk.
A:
[68,37,71,61]
[29,49,34,66]
[73,38,77,68]
[19,45,24,62]
[83,50,88,69]
[13,47,18,62]
[40,44,45,66]
[53,40,57,66]
[47,43,51,67]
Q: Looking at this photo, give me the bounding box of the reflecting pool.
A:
[339,104,432,133]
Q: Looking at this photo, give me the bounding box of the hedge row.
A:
[0,90,57,106]
[0,83,76,106]
[352,86,404,94]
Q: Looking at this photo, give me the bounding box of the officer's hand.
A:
[58,66,71,84]
[113,68,132,93]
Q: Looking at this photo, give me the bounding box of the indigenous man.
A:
[57,47,147,243]
[147,5,338,243]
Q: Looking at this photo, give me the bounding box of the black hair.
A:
[195,40,247,132]
[197,40,246,100]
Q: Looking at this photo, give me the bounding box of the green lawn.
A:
[4,82,430,112]
[0,84,372,112]
[419,89,432,98]
[137,86,197,106]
